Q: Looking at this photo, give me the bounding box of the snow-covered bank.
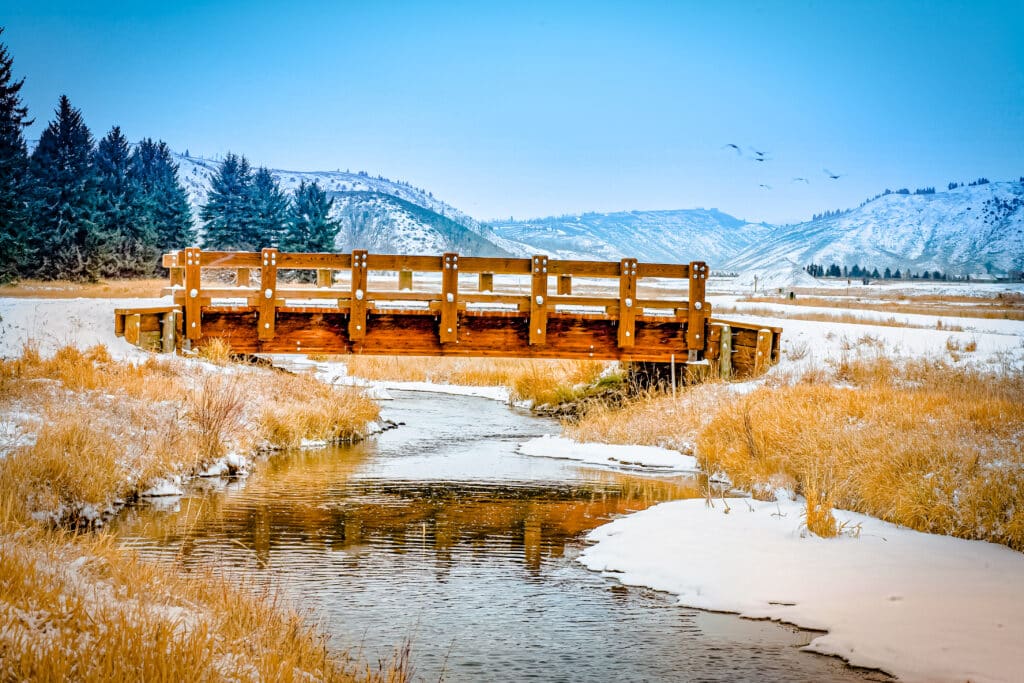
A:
[580,497,1024,683]
[518,435,698,472]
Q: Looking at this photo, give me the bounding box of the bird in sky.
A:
[824,168,844,180]
[792,177,810,184]
[722,143,742,155]
[759,183,772,190]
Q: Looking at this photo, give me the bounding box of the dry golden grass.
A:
[259,371,380,448]
[197,337,234,365]
[0,519,408,682]
[0,344,379,526]
[568,355,1024,547]
[0,278,167,298]
[344,355,609,405]
[742,294,1024,320]
[695,358,1024,548]
[714,304,965,330]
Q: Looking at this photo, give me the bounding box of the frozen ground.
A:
[579,496,1024,683]
[518,435,699,472]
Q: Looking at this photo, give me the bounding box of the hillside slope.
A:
[173,153,512,256]
[487,209,772,265]
[724,182,1024,276]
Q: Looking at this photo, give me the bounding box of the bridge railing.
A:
[159,248,710,357]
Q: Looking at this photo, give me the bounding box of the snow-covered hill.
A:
[724,182,1024,276]
[173,153,512,256]
[487,209,773,266]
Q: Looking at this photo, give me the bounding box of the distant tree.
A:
[280,179,339,253]
[871,268,880,279]
[27,95,110,281]
[896,188,910,195]
[914,187,935,195]
[200,152,254,250]
[0,28,32,283]
[94,126,155,276]
[249,167,289,248]
[883,267,892,279]
[130,138,194,257]
[948,182,960,190]
[893,268,902,279]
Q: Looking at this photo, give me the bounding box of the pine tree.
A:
[280,179,339,252]
[94,126,154,276]
[130,138,194,256]
[249,167,288,248]
[27,95,110,281]
[200,152,254,250]
[0,28,32,283]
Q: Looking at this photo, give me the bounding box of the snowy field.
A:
[2,291,1023,682]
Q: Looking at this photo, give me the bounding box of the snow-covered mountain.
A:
[173,153,512,256]
[173,151,1024,275]
[487,209,773,265]
[724,182,1024,276]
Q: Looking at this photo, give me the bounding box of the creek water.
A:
[115,390,887,682]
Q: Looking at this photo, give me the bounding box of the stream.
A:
[115,389,887,682]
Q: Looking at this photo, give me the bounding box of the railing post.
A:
[317,269,332,288]
[754,328,772,375]
[259,248,278,340]
[440,252,459,344]
[349,250,368,342]
[399,270,413,291]
[686,261,708,360]
[184,247,202,341]
[478,272,493,292]
[237,267,250,287]
[529,255,549,345]
[617,258,638,348]
[558,274,572,295]
[168,250,185,287]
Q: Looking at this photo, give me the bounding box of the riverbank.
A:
[0,315,396,679]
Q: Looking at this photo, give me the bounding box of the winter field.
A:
[1,277,1023,682]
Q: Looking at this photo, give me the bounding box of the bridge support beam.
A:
[184,247,202,340]
[529,255,549,345]
[349,250,368,342]
[618,258,638,348]
[440,252,459,344]
[259,248,278,340]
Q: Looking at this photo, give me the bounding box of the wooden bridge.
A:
[114,249,781,378]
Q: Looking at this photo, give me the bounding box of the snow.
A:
[140,477,184,497]
[0,296,166,359]
[725,259,824,292]
[579,496,1024,683]
[518,435,698,472]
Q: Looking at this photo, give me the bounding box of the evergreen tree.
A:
[27,95,109,281]
[280,179,339,252]
[884,267,892,279]
[0,28,32,283]
[130,138,194,256]
[249,167,288,248]
[200,152,254,249]
[94,126,154,276]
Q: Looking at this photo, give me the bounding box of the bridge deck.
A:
[114,249,781,376]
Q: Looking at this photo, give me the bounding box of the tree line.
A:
[804,263,977,281]
[0,29,339,284]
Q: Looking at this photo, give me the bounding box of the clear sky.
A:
[4,1,1023,224]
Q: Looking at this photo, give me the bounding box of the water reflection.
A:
[116,391,887,682]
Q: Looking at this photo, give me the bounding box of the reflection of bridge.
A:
[115,249,781,377]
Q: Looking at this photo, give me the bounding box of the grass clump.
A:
[695,358,1024,548]
[258,371,380,448]
[0,522,408,682]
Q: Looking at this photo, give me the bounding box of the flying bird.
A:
[759,183,772,190]
[749,146,767,158]
[722,143,742,155]
[824,168,843,180]
[792,177,810,184]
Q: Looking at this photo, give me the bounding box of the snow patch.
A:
[518,435,698,472]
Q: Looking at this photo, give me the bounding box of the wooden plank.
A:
[259,248,278,340]
[719,324,732,379]
[365,254,442,272]
[754,328,772,375]
[124,314,141,346]
[275,253,351,269]
[399,270,413,290]
[113,306,177,315]
[162,251,184,269]
[478,272,493,292]
[316,269,332,288]
[618,258,638,348]
[461,293,529,306]
[199,251,262,268]
[349,250,369,342]
[237,268,251,287]
[440,252,459,344]
[636,263,691,279]
[547,260,620,278]
[161,311,176,353]
[184,247,202,340]
[529,255,549,345]
[705,323,721,362]
[169,267,185,287]
[686,261,708,353]
[557,274,572,295]
[114,313,125,337]
[455,256,531,274]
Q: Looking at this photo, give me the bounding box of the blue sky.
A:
[4,1,1023,223]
